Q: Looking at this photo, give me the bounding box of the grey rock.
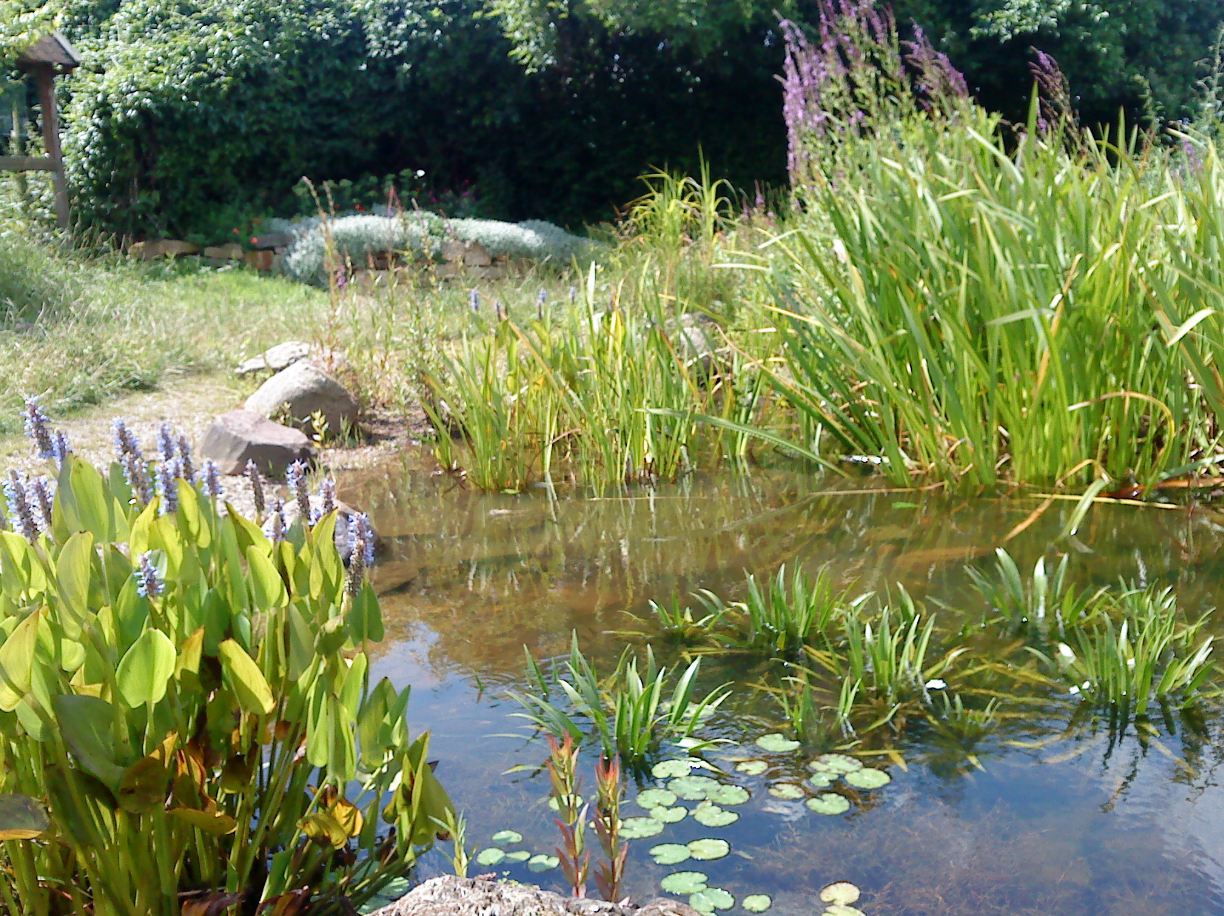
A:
[371,876,700,916]
[200,410,315,476]
[244,361,359,435]
[235,341,312,377]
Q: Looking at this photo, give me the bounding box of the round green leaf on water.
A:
[807,771,836,789]
[692,804,739,828]
[706,784,750,806]
[649,843,691,866]
[475,847,505,866]
[820,882,861,906]
[689,888,734,913]
[812,753,861,775]
[660,871,708,895]
[503,850,530,863]
[528,854,559,872]
[636,787,678,809]
[687,838,730,861]
[768,783,806,800]
[491,829,522,847]
[548,794,583,812]
[806,793,851,816]
[822,906,865,916]
[844,768,891,790]
[652,759,694,779]
[756,733,800,753]
[619,816,665,839]
[743,895,772,913]
[669,775,720,801]
[735,759,769,776]
[650,805,688,824]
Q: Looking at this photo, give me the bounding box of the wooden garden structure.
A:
[1,32,80,229]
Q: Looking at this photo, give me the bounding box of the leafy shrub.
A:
[448,218,590,262]
[0,425,452,912]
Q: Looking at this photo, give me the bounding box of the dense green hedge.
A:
[7,0,1223,238]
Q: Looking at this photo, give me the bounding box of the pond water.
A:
[348,461,1224,915]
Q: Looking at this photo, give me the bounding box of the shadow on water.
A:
[346,459,1224,914]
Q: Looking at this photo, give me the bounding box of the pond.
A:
[349,462,1224,915]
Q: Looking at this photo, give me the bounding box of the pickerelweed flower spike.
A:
[469,289,480,313]
[3,471,39,541]
[246,460,266,517]
[345,512,375,596]
[135,552,162,599]
[157,458,181,515]
[312,477,336,525]
[22,397,55,460]
[157,423,176,462]
[263,497,286,543]
[537,289,547,320]
[287,460,311,524]
[177,434,196,483]
[52,430,72,469]
[31,477,54,531]
[200,460,223,500]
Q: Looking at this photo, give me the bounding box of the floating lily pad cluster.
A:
[474,829,559,873]
[735,739,892,818]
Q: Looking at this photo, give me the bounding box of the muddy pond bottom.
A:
[348,463,1224,915]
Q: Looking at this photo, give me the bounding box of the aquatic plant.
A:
[512,635,730,769]
[0,443,452,912]
[646,590,727,643]
[593,755,628,902]
[968,549,1104,638]
[546,735,589,898]
[731,565,847,657]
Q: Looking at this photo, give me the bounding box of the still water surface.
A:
[350,462,1224,914]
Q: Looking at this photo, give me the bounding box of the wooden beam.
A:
[32,68,71,231]
[0,155,54,172]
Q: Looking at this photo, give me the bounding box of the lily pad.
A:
[475,847,505,866]
[807,772,836,789]
[527,854,559,872]
[735,759,769,776]
[844,768,891,790]
[768,783,806,800]
[806,793,851,816]
[636,788,678,809]
[490,829,523,847]
[504,850,531,863]
[820,882,861,906]
[756,733,801,753]
[652,759,695,779]
[822,907,865,916]
[811,753,861,774]
[692,804,739,828]
[548,794,584,812]
[687,838,730,861]
[689,888,734,913]
[706,784,750,806]
[743,895,773,912]
[650,805,688,824]
[660,871,709,895]
[619,816,666,839]
[649,843,692,866]
[669,775,721,800]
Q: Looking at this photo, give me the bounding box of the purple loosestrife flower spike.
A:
[4,472,39,541]
[201,460,224,500]
[263,497,286,543]
[31,477,54,531]
[287,460,311,524]
[23,397,55,460]
[246,460,266,517]
[52,431,72,468]
[177,434,196,483]
[135,552,162,599]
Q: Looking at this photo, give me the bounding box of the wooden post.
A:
[32,66,70,231]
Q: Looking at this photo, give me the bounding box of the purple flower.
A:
[287,460,311,524]
[157,458,181,515]
[263,497,286,543]
[22,397,55,460]
[51,431,72,468]
[537,289,547,320]
[469,289,480,313]
[200,459,224,500]
[135,552,161,598]
[31,476,55,531]
[1029,49,1077,132]
[312,477,336,525]
[3,471,39,541]
[246,460,266,517]
[345,512,375,596]
[156,423,177,462]
[177,434,196,484]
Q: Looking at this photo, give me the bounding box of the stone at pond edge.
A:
[235,340,312,377]
[370,875,701,915]
[201,409,316,476]
[245,361,359,435]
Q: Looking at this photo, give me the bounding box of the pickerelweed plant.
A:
[511,634,730,771]
[0,406,453,914]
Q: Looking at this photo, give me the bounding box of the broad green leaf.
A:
[116,629,177,708]
[54,694,126,789]
[169,807,237,835]
[0,794,49,840]
[218,639,275,715]
[347,580,384,643]
[246,546,288,609]
[0,610,43,711]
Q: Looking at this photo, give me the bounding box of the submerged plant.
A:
[511,634,730,770]
[732,565,847,657]
[968,549,1103,639]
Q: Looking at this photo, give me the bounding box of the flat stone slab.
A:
[201,409,315,476]
[236,341,312,377]
[371,876,700,916]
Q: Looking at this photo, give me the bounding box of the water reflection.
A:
[346,463,1224,913]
